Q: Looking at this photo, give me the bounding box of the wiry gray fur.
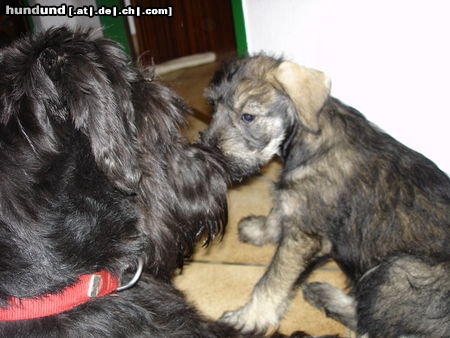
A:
[202,55,450,337]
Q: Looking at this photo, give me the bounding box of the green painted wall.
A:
[231,0,248,56]
[96,0,131,56]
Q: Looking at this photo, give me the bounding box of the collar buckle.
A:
[117,256,145,292]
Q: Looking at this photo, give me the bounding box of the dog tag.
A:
[87,274,102,297]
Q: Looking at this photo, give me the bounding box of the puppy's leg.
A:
[302,282,357,331]
[221,229,322,333]
[238,209,281,246]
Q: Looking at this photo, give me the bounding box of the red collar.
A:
[0,270,119,321]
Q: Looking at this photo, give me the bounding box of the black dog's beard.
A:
[228,157,265,183]
[199,133,263,184]
[135,145,228,274]
[111,77,231,277]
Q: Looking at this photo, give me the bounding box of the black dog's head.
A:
[0,28,236,334]
[0,27,228,289]
[202,55,331,179]
[0,27,141,194]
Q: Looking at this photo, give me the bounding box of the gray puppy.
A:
[201,55,450,337]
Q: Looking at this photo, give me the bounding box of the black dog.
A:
[0,27,249,337]
[201,55,450,337]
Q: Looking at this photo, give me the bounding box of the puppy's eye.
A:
[241,113,255,123]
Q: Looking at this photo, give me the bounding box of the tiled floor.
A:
[160,63,350,336]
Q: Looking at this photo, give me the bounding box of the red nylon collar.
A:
[0,270,119,321]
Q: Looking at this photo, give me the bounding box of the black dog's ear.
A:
[74,59,141,195]
[81,93,142,195]
[1,46,62,126]
[1,28,141,194]
[40,41,142,194]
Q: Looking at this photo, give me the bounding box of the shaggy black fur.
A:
[0,27,244,337]
[202,55,450,337]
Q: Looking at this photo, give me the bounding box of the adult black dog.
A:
[201,55,450,337]
[0,27,246,337]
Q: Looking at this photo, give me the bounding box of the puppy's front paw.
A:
[219,302,280,334]
[238,216,267,246]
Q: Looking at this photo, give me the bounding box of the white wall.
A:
[243,0,450,174]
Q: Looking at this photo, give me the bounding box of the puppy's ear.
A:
[269,61,331,133]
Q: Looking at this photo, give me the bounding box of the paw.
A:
[220,302,280,334]
[302,282,358,330]
[302,282,356,314]
[302,282,331,312]
[238,216,267,246]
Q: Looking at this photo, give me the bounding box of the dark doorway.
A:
[131,0,236,64]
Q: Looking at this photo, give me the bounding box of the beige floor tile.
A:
[261,159,282,182]
[161,62,217,114]
[174,262,348,336]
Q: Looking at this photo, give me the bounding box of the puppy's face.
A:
[204,78,289,171]
[202,56,331,178]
